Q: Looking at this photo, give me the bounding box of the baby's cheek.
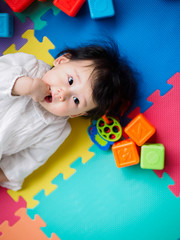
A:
[58,104,71,116]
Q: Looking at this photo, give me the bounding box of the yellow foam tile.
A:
[8,117,94,208]
[3,29,55,65]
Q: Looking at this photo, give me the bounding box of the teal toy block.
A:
[0,13,13,37]
[88,0,115,19]
[140,144,165,170]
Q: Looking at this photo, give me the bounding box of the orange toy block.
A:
[124,114,156,146]
[0,208,60,240]
[112,139,139,168]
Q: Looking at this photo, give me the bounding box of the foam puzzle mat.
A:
[0,0,179,239]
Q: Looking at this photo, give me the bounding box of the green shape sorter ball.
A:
[97,116,122,142]
[140,143,165,170]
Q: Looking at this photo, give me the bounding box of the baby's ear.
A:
[53,54,71,66]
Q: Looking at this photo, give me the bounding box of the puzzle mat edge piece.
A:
[128,72,180,197]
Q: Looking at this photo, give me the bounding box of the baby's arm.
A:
[12,76,50,102]
[0,52,51,101]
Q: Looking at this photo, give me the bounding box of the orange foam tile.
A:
[0,208,60,240]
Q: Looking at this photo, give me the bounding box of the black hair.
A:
[57,41,137,120]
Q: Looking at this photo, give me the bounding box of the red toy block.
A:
[53,0,86,17]
[112,139,140,168]
[4,0,35,13]
[124,114,156,146]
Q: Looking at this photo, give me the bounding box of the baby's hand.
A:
[30,78,51,102]
[12,76,50,102]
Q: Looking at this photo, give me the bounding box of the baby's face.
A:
[40,55,96,117]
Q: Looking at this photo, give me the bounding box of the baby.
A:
[0,42,136,190]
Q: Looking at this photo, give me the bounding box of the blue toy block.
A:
[0,13,13,37]
[88,0,115,19]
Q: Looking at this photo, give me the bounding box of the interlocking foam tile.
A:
[0,0,34,54]
[7,118,94,208]
[35,0,179,112]
[3,29,55,64]
[27,145,180,240]
[0,208,60,240]
[14,0,60,30]
[0,1,179,239]
[128,73,180,197]
[0,187,26,235]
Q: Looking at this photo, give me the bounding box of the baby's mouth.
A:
[44,94,52,103]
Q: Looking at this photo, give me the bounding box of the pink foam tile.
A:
[128,73,180,197]
[0,187,26,227]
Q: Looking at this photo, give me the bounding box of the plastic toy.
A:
[140,143,165,170]
[53,0,86,17]
[0,13,13,37]
[124,113,156,146]
[112,139,140,168]
[4,0,35,12]
[97,116,122,142]
[102,114,111,124]
[88,0,115,19]
[88,116,122,151]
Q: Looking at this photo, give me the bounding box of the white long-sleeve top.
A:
[0,53,71,191]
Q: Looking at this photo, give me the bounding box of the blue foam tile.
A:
[27,145,180,240]
[35,0,179,113]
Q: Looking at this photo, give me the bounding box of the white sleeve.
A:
[0,53,50,98]
[0,122,71,191]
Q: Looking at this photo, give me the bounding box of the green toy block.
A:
[140,144,165,170]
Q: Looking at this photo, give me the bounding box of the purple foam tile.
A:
[0,0,34,55]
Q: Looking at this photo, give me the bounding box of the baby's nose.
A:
[57,88,66,101]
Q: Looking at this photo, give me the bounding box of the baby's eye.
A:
[73,97,79,105]
[68,76,73,85]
